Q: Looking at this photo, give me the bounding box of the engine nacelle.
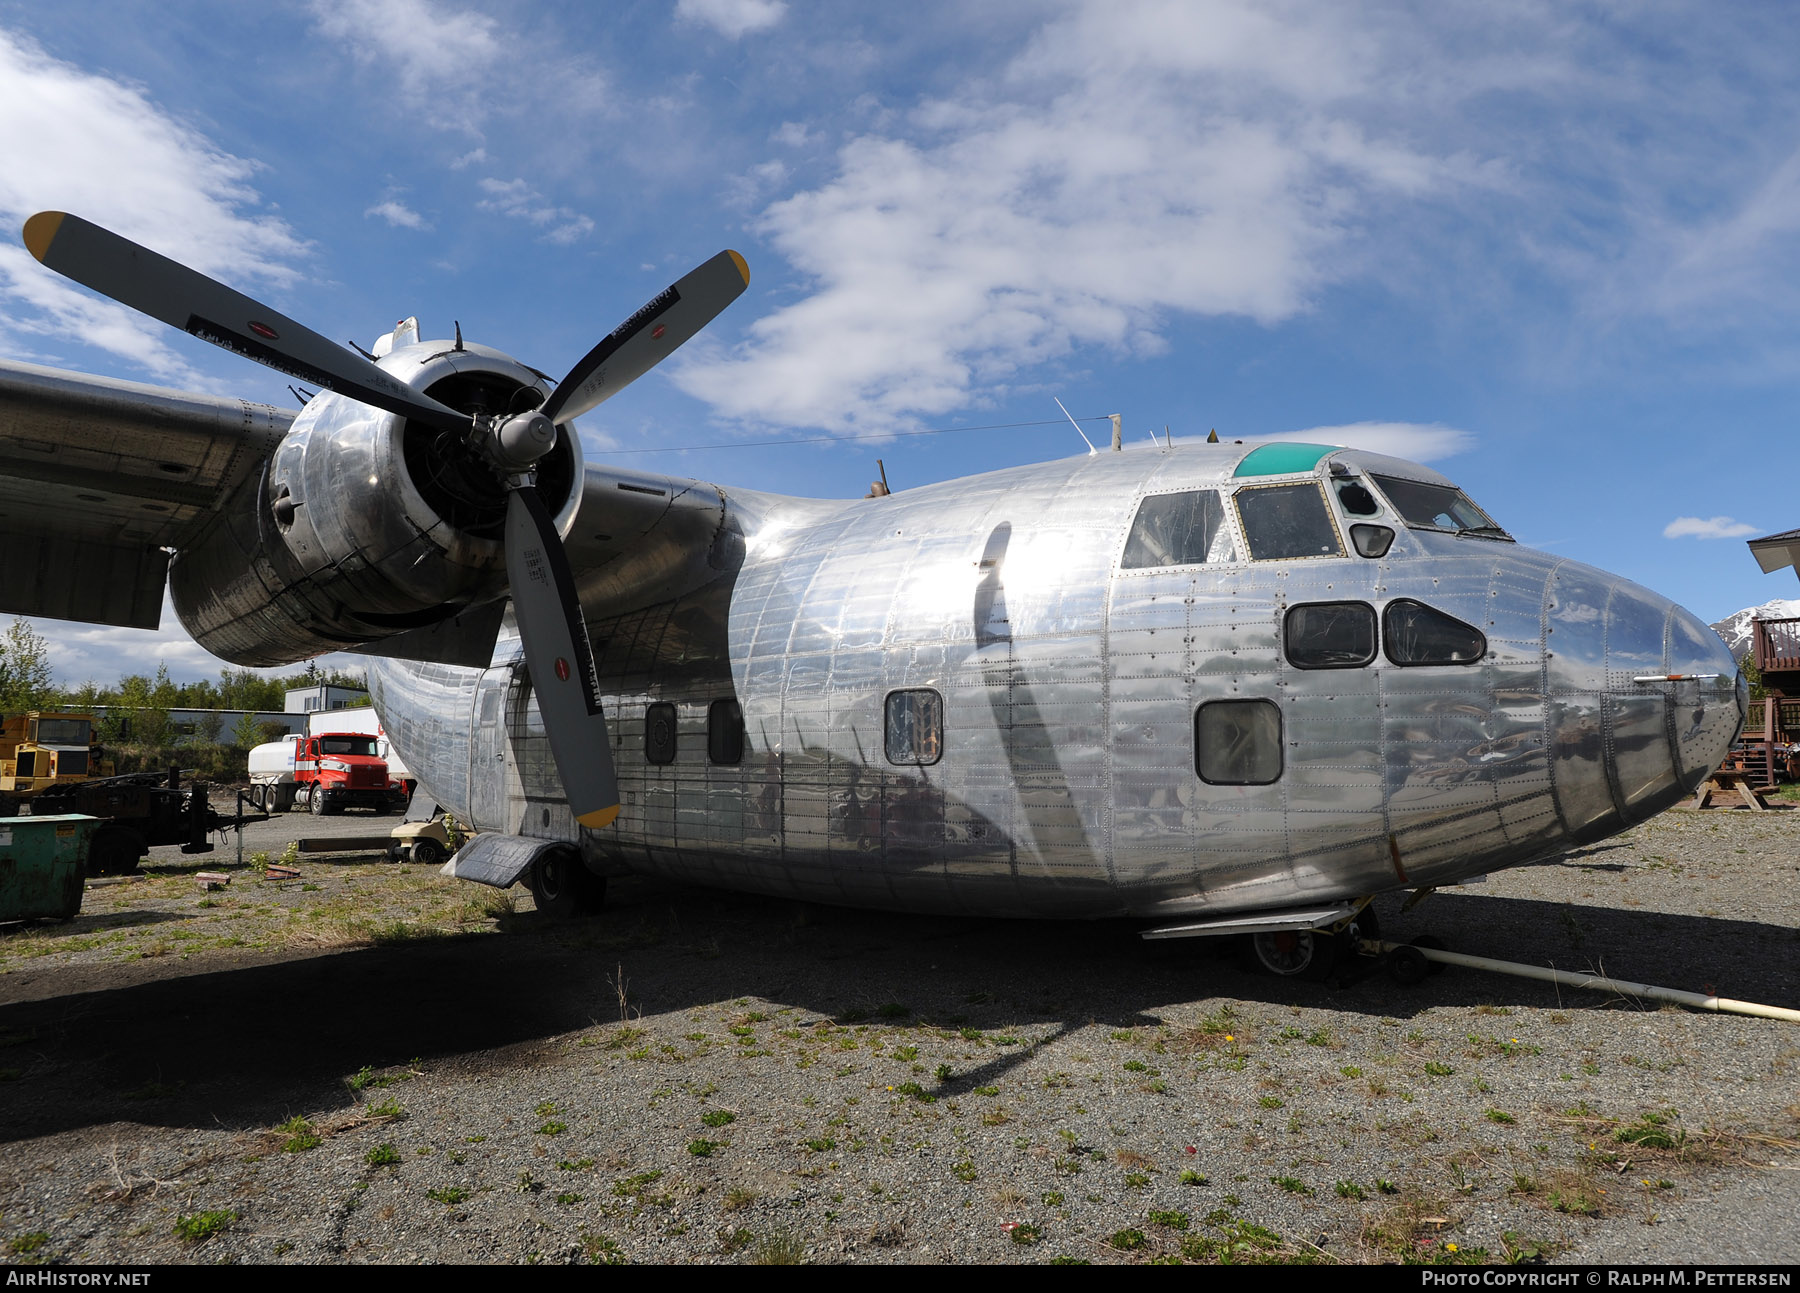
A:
[170,341,582,665]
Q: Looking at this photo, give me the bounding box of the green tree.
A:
[0,618,57,713]
[114,664,174,748]
[231,710,265,749]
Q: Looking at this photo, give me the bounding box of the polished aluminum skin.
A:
[363,406,1743,920]
[170,342,582,665]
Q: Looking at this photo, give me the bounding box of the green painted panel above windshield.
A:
[1233,443,1335,478]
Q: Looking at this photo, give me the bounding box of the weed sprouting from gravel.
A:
[580,1232,628,1265]
[750,1228,807,1264]
[366,1144,400,1167]
[275,1115,321,1153]
[172,1210,237,1244]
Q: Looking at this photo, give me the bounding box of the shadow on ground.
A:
[1,871,1794,1142]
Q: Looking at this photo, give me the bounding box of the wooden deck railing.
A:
[1752,617,1800,673]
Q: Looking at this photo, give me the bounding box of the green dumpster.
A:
[0,813,100,922]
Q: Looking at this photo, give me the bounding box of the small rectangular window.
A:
[1121,490,1236,568]
[1234,482,1345,561]
[707,699,745,765]
[884,689,944,766]
[1383,600,1487,666]
[1284,602,1376,669]
[1195,699,1283,785]
[645,702,677,765]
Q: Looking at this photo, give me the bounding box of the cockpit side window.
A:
[1368,474,1511,540]
[1333,479,1382,516]
[1383,599,1487,666]
[1121,490,1237,568]
[1284,602,1377,669]
[1233,482,1345,561]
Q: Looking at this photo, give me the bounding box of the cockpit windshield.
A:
[318,736,377,757]
[1368,474,1511,540]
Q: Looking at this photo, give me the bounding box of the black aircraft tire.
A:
[1388,944,1430,986]
[527,850,606,920]
[87,826,142,877]
[411,838,446,868]
[1246,929,1335,979]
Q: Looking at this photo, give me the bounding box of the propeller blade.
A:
[23,211,468,434]
[541,249,749,424]
[504,485,621,829]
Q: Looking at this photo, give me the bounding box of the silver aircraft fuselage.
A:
[365,439,1744,921]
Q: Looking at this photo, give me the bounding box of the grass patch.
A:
[173,1211,237,1244]
[751,1228,807,1264]
[275,1115,321,1153]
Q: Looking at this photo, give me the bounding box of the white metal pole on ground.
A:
[1372,942,1800,1024]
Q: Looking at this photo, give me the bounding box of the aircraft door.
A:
[467,666,513,832]
[1274,597,1391,896]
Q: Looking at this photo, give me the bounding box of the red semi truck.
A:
[248,728,407,815]
[295,731,406,815]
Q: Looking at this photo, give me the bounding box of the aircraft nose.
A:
[1545,567,1742,841]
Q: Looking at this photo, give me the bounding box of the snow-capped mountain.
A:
[1710,599,1800,659]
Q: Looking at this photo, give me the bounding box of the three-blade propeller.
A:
[23,210,749,831]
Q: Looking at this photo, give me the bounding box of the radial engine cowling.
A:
[170,341,582,666]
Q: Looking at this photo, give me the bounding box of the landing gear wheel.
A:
[1410,934,1449,976]
[527,849,606,919]
[1245,929,1338,979]
[87,826,141,877]
[411,838,446,867]
[1387,943,1430,985]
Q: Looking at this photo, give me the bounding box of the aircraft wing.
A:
[0,359,292,629]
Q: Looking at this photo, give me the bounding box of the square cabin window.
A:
[645,702,677,765]
[708,699,745,765]
[884,689,944,766]
[1195,699,1283,785]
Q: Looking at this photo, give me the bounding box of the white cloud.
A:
[476,178,593,244]
[310,0,610,137]
[676,0,787,40]
[674,3,1800,433]
[366,199,430,230]
[772,121,817,149]
[1258,421,1474,463]
[676,0,1452,433]
[1664,516,1760,541]
[0,29,307,381]
[309,0,501,132]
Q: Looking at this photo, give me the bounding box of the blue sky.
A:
[1,0,1797,685]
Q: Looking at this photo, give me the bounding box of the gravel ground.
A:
[0,805,1797,1266]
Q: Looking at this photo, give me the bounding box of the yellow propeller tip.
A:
[727,249,749,286]
[22,211,64,263]
[577,804,621,830]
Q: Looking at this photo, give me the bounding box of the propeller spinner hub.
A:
[491,410,558,472]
